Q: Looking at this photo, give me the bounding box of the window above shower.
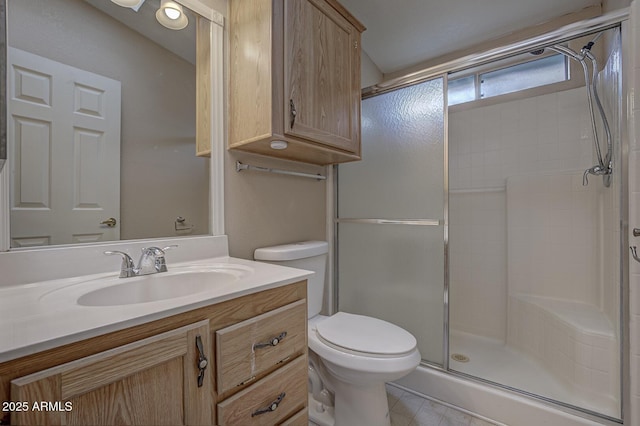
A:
[448,51,571,107]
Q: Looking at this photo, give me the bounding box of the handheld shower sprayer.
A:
[545,31,612,187]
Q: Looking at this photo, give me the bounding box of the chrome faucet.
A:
[105,245,177,278]
[104,250,136,278]
[582,161,612,186]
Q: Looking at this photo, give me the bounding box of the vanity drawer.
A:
[279,408,308,425]
[216,299,306,394]
[217,355,307,425]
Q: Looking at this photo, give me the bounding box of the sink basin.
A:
[79,270,239,306]
[40,264,253,307]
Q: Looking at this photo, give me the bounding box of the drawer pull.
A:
[254,332,287,350]
[252,392,286,417]
[195,335,208,387]
[289,99,297,128]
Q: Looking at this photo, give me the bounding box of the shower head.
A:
[583,31,604,52]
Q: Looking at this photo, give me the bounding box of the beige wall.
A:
[8,0,209,242]
[224,152,327,260]
[361,49,383,88]
[603,0,631,12]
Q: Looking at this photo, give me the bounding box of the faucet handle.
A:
[140,245,178,255]
[138,245,177,274]
[141,246,165,255]
[158,245,178,272]
[104,250,135,278]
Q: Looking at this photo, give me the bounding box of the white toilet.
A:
[254,241,421,426]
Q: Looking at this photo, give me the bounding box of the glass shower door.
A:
[337,77,446,365]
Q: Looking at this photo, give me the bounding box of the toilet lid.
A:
[316,312,417,355]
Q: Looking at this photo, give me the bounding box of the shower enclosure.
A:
[336,18,625,422]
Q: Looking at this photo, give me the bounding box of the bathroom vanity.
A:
[0,245,311,426]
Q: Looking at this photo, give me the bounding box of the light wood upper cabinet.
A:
[230,0,365,165]
[11,321,212,426]
[283,0,360,153]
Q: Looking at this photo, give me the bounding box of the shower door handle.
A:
[630,246,640,263]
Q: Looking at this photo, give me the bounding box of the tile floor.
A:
[386,384,500,426]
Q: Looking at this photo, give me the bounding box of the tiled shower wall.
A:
[599,32,623,333]
[449,190,506,340]
[506,173,600,303]
[449,87,596,340]
[449,88,594,191]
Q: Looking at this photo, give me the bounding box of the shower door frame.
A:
[333,8,630,424]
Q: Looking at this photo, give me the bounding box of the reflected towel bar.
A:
[449,187,505,194]
[236,161,326,181]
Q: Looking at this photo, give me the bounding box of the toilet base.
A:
[308,383,391,426]
[308,393,335,426]
[331,380,391,426]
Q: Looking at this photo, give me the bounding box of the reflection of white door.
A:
[8,48,121,247]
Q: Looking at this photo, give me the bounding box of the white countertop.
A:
[0,256,312,363]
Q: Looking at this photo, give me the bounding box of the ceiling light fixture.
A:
[156,0,188,30]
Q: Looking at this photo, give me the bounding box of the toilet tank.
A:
[254,241,328,319]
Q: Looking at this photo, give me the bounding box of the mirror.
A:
[0,0,5,173]
[5,0,210,248]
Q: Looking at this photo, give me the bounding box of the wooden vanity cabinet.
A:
[0,281,308,426]
[11,321,211,426]
[229,0,365,165]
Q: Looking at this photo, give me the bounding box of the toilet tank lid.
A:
[254,241,328,261]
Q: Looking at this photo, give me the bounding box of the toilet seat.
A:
[316,312,417,356]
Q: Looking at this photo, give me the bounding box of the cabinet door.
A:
[10,321,211,426]
[284,0,360,154]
